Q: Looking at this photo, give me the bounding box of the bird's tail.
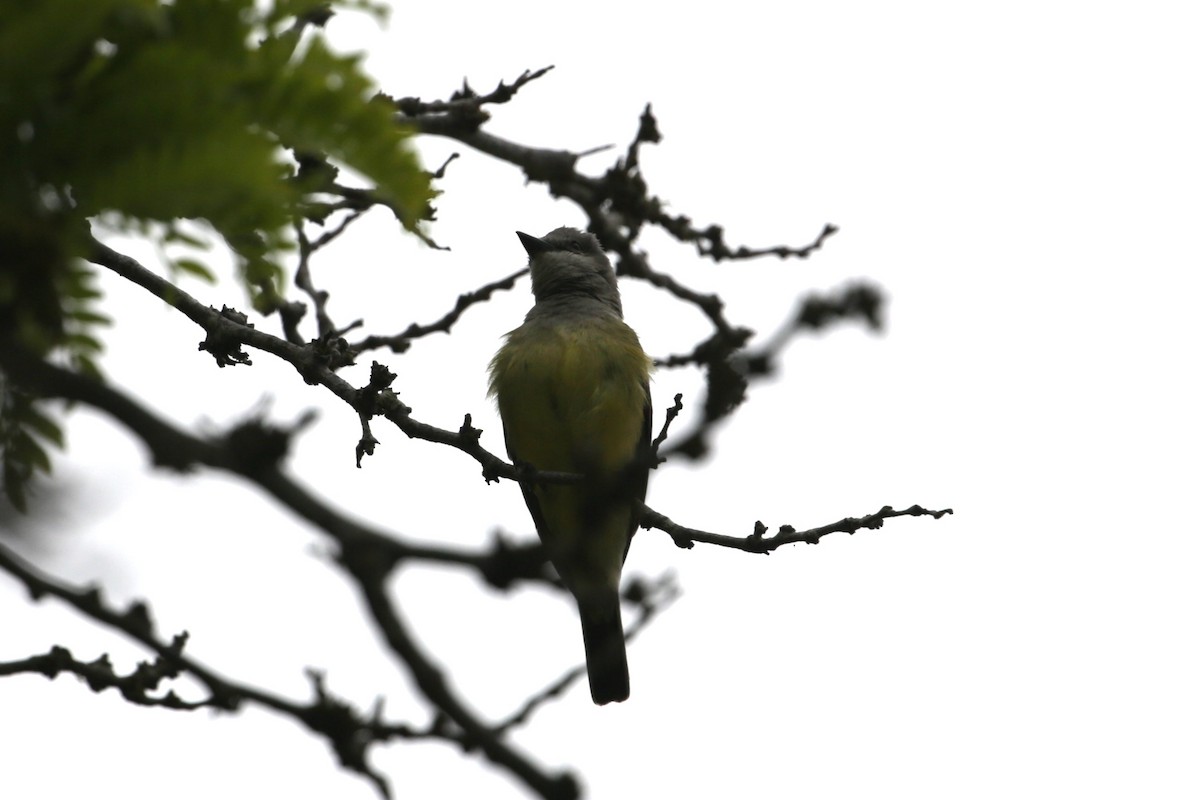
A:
[578,593,629,705]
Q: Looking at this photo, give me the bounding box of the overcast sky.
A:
[3,2,1198,799]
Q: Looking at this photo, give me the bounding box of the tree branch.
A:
[641,504,954,553]
[0,643,212,710]
[87,238,529,480]
[342,544,581,800]
[350,267,528,355]
[0,347,587,799]
[0,540,403,796]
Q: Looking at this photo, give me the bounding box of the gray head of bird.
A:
[517,227,623,315]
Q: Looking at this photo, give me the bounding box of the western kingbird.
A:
[488,227,652,705]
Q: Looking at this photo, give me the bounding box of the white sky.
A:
[2,2,1198,798]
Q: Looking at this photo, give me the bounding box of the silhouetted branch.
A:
[0,540,428,796]
[342,542,581,800]
[0,344,553,586]
[0,643,212,709]
[351,267,527,355]
[655,282,887,459]
[640,504,954,553]
[86,239,524,479]
[0,357,580,798]
[392,66,557,129]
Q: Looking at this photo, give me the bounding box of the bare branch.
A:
[0,643,212,710]
[0,344,555,587]
[641,504,955,553]
[391,66,557,131]
[86,239,523,480]
[351,267,527,355]
[293,215,354,339]
[341,543,581,800]
[0,541,408,796]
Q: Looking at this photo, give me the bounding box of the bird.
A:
[488,226,652,705]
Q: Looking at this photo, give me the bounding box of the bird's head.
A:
[517,227,622,315]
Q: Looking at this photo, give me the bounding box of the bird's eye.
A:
[567,241,585,254]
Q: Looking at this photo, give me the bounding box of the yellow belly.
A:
[489,315,651,592]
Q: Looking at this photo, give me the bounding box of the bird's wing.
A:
[622,378,653,561]
[500,418,553,545]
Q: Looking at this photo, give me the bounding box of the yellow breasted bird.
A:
[488,227,652,705]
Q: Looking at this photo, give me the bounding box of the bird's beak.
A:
[516,231,552,258]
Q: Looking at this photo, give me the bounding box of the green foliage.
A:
[0,380,64,513]
[57,261,109,378]
[0,0,430,315]
[0,0,432,512]
[0,257,105,514]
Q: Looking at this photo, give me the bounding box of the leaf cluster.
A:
[0,0,432,509]
[1,0,430,312]
[0,379,63,512]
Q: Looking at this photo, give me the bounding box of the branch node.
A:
[198,305,253,368]
[458,414,481,446]
[223,413,301,475]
